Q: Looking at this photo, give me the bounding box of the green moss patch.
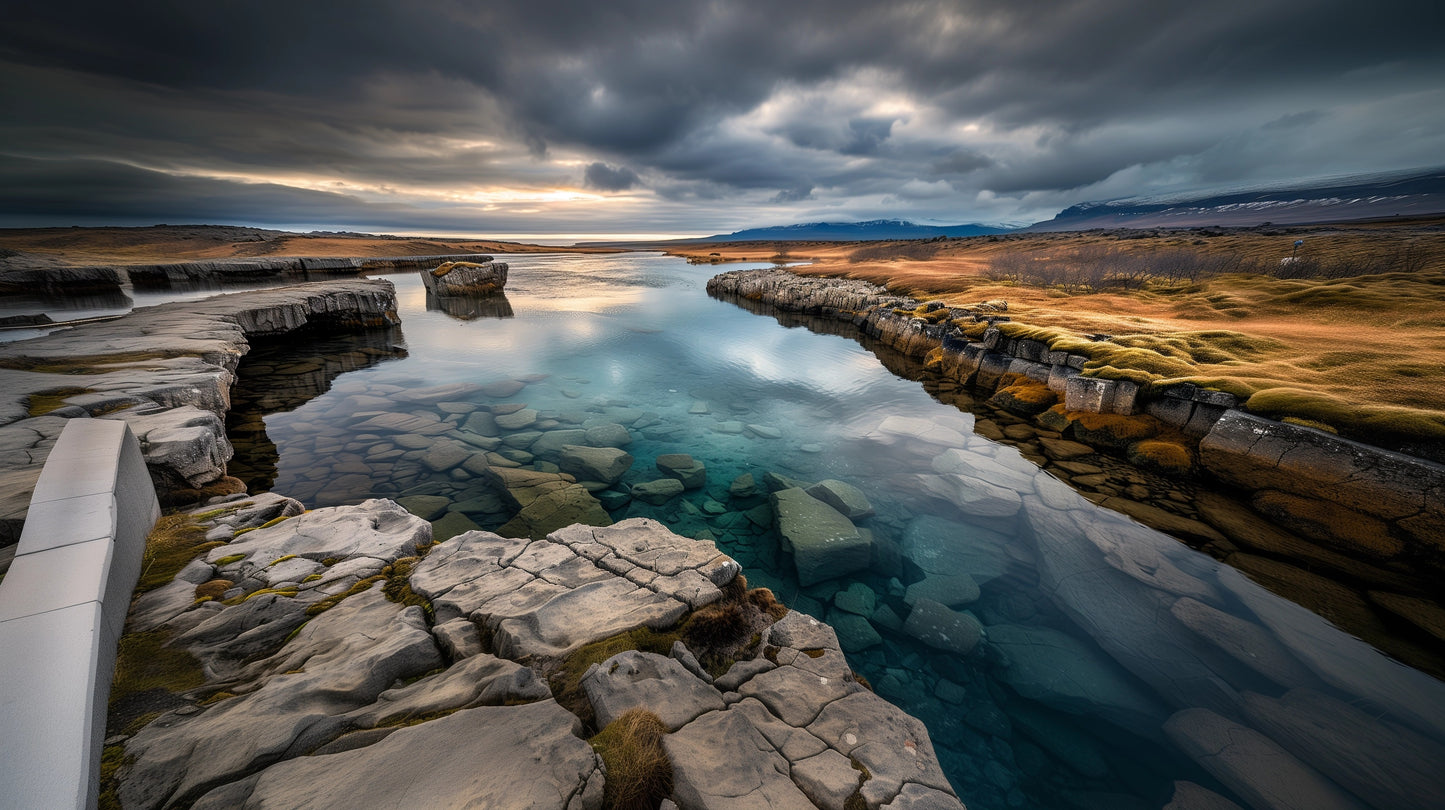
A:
[26,386,92,417]
[137,515,227,594]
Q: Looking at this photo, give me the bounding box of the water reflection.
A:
[227,327,408,491]
[424,290,515,320]
[222,254,1445,810]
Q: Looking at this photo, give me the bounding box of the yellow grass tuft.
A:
[589,709,673,810]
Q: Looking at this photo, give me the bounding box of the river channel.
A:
[216,253,1445,810]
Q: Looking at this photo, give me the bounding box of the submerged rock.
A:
[772,487,871,586]
[656,453,707,489]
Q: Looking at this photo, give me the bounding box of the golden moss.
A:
[136,515,225,594]
[1126,440,1195,476]
[1070,412,1161,448]
[1246,387,1445,445]
[193,579,233,601]
[213,553,246,566]
[305,575,384,616]
[268,554,298,566]
[988,379,1059,416]
[589,709,673,810]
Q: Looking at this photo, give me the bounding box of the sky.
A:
[1,0,1442,242]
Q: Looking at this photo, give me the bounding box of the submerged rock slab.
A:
[772,487,870,586]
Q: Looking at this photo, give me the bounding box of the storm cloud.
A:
[1,0,1440,237]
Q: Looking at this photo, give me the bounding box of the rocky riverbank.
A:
[105,498,966,810]
[707,268,1445,676]
[0,279,401,546]
[0,254,496,294]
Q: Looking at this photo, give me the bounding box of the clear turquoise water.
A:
[226,254,1445,810]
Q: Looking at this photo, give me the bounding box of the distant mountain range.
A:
[1026,168,1445,231]
[692,219,1010,242]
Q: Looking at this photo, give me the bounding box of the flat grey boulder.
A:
[584,422,632,448]
[409,521,734,659]
[204,499,429,577]
[343,651,551,729]
[192,701,599,810]
[632,477,686,505]
[772,487,870,587]
[1164,707,1368,810]
[665,709,817,810]
[805,479,875,520]
[558,444,633,485]
[119,590,443,810]
[582,650,724,731]
[657,453,707,489]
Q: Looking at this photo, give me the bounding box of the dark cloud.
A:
[0,0,1442,235]
[583,162,641,191]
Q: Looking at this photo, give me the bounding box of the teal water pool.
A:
[225,253,1445,810]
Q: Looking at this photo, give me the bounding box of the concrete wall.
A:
[0,419,159,809]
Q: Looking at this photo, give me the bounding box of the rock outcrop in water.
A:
[109,501,966,810]
[420,258,509,296]
[0,279,400,544]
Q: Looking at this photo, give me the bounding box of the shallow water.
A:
[224,253,1445,810]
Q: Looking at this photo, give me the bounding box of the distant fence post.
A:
[0,419,159,809]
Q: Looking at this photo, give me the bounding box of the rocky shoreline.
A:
[106,498,966,809]
[0,254,497,294]
[707,268,1445,674]
[0,279,402,546]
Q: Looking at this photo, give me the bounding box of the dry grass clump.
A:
[550,626,683,728]
[589,709,673,810]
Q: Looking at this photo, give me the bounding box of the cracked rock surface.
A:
[108,506,964,810]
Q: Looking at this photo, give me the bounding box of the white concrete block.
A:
[0,602,109,810]
[0,537,113,623]
[28,419,127,504]
[15,492,115,556]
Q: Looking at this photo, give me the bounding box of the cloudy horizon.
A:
[2,0,1442,241]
